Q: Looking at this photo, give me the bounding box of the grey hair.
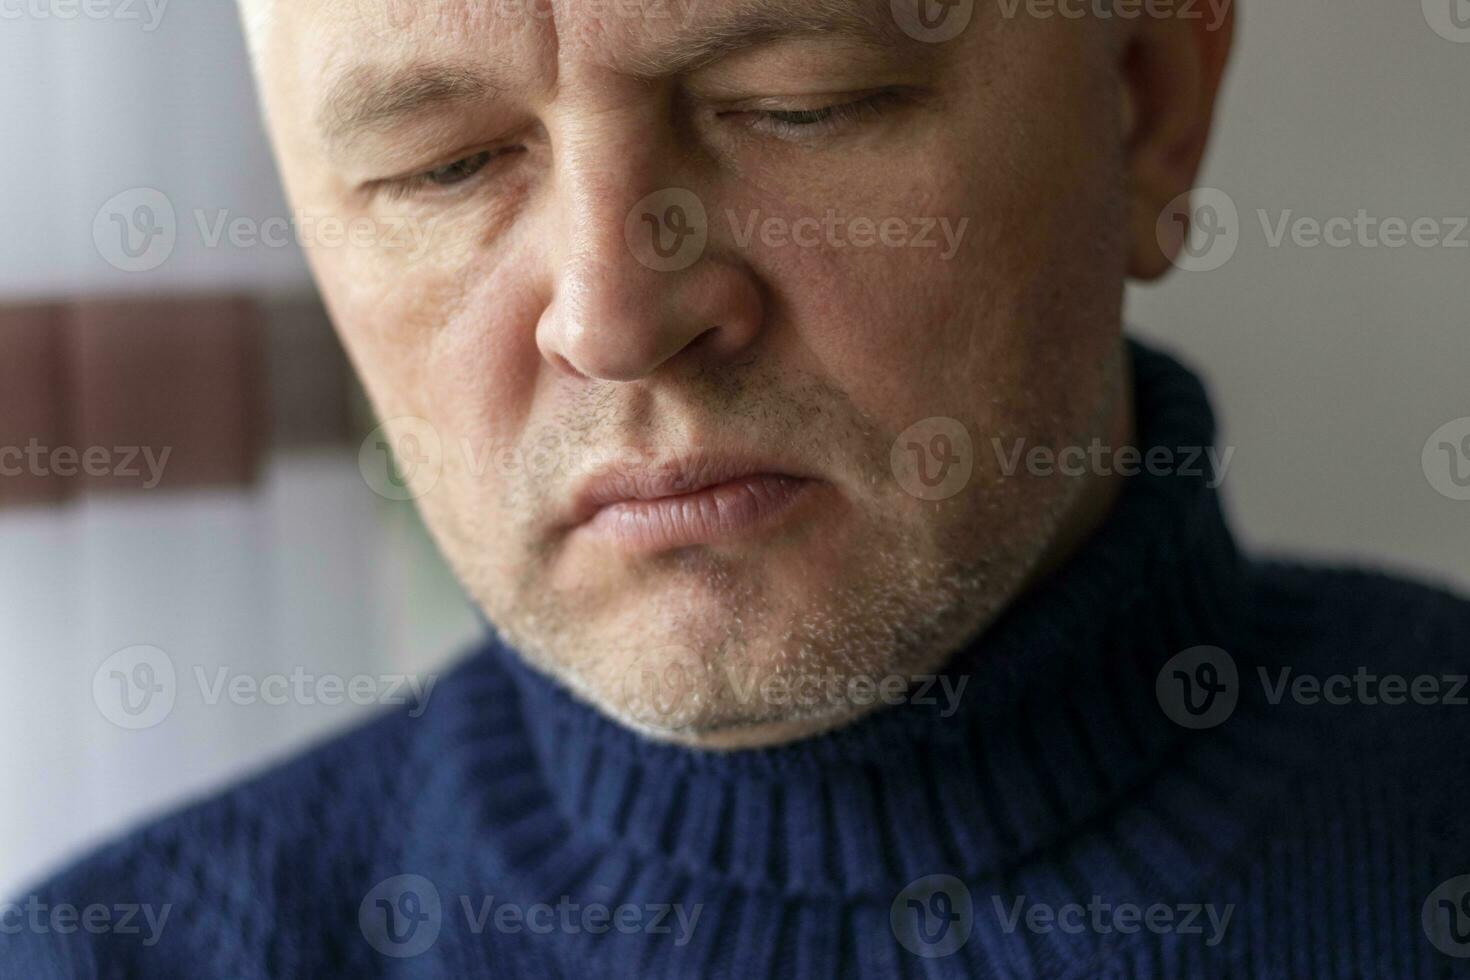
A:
[236,0,272,67]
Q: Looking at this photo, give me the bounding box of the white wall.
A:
[0,0,310,298]
[0,454,481,896]
[1127,0,1470,590]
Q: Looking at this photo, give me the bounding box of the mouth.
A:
[567,453,825,554]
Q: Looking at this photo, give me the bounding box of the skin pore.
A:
[245,0,1233,748]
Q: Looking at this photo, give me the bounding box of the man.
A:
[6,0,1468,977]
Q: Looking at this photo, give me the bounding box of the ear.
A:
[1121,5,1237,280]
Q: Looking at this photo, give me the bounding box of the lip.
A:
[568,454,823,553]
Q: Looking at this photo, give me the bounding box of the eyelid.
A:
[370,145,522,202]
[719,87,897,114]
[722,89,906,140]
[362,86,911,201]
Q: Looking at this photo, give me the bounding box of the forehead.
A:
[277,0,902,86]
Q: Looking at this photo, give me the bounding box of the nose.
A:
[535,137,764,383]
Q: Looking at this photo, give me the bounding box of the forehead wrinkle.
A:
[613,0,910,80]
[305,0,551,151]
[309,0,909,150]
[316,59,508,152]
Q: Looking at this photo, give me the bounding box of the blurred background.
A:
[1,0,1466,896]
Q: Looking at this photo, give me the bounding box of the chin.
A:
[506,577,972,747]
[472,486,1016,747]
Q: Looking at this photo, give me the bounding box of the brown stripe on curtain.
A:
[0,304,69,505]
[0,296,266,505]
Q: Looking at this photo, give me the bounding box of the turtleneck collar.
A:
[438,339,1251,900]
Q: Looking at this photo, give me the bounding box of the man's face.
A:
[257,0,1135,746]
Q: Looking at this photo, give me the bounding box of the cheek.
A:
[744,76,1123,465]
[309,221,547,440]
[767,250,973,422]
[735,173,1011,441]
[314,237,553,572]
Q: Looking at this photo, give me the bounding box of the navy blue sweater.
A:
[6,343,1470,978]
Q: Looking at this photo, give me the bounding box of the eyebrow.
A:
[318,62,505,153]
[316,0,910,151]
[624,0,911,79]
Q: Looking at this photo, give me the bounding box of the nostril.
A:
[547,350,581,378]
[688,326,721,352]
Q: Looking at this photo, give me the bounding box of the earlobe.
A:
[1130,187,1188,280]
[1121,7,1237,280]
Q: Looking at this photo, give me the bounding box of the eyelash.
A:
[376,92,899,201]
[378,148,516,202]
[733,91,901,141]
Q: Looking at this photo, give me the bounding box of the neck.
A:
[1019,338,1139,597]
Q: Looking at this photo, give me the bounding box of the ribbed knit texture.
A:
[6,341,1470,979]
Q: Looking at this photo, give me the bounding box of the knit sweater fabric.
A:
[5,342,1470,979]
